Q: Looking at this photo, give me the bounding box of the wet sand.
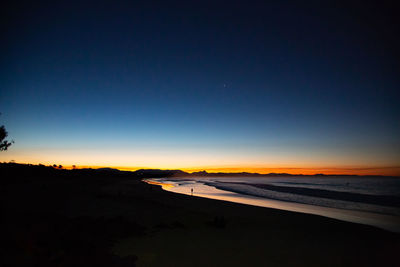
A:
[113,180,400,267]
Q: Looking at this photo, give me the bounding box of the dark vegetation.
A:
[0,163,145,266]
[0,125,13,151]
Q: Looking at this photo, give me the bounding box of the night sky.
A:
[1,1,399,175]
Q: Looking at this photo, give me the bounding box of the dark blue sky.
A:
[1,1,399,173]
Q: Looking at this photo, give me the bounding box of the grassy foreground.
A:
[1,163,399,266]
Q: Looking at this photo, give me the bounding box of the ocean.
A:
[145,176,400,232]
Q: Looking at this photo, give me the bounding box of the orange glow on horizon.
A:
[180,167,400,176]
[2,147,399,176]
[47,164,400,176]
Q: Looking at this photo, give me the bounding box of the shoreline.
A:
[146,178,400,233]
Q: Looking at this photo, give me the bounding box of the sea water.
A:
[145,176,400,233]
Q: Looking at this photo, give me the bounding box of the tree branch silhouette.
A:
[0,125,14,151]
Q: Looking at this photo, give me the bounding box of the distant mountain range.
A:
[0,163,396,178]
[96,168,390,178]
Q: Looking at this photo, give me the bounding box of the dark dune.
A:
[1,163,399,267]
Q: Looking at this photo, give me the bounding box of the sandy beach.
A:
[1,164,399,266]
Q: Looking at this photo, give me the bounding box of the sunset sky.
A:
[1,1,399,175]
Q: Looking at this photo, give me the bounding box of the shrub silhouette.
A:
[0,125,13,151]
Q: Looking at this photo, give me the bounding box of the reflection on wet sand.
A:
[144,178,400,233]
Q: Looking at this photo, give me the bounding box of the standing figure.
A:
[191,188,193,196]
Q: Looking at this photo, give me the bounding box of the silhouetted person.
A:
[191,188,193,196]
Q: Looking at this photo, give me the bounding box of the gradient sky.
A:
[1,1,399,175]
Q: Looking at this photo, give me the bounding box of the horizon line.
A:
[3,161,400,176]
